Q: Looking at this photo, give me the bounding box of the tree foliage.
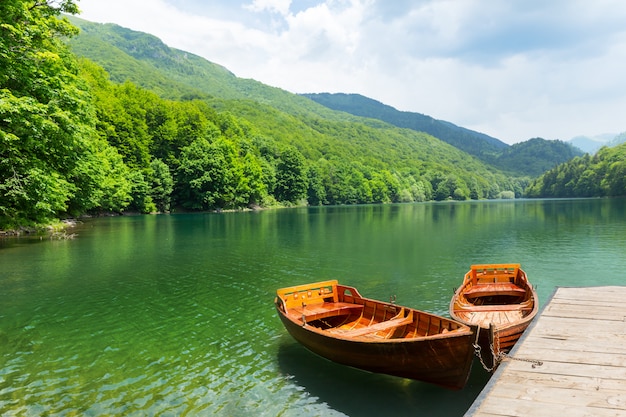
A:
[302,94,586,178]
[526,144,626,198]
[488,138,584,177]
[0,1,132,227]
[302,92,508,160]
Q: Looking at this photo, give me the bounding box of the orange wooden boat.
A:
[275,280,475,389]
[449,264,538,369]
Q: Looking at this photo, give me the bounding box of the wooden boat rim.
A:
[275,280,474,343]
[449,264,539,331]
[298,316,473,343]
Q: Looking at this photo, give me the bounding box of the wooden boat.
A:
[449,264,538,369]
[274,280,475,390]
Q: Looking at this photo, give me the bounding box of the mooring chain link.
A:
[473,326,543,372]
[473,326,498,372]
[501,352,544,368]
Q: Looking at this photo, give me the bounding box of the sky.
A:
[76,0,626,145]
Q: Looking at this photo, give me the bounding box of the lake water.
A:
[1,198,625,416]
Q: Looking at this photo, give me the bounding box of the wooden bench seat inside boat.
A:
[464,282,526,298]
[331,312,413,337]
[290,302,364,321]
[457,303,533,312]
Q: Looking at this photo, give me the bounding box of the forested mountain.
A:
[65,19,529,196]
[487,138,584,177]
[66,16,348,120]
[0,4,538,229]
[301,93,508,158]
[303,93,584,177]
[526,142,626,198]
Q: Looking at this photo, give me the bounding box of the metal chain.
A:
[473,327,497,372]
[500,351,544,368]
[474,326,543,371]
[493,330,543,368]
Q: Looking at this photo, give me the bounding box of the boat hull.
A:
[450,264,538,369]
[276,309,474,389]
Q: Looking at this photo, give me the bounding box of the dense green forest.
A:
[487,138,584,177]
[526,143,626,198]
[2,2,622,230]
[67,17,533,202]
[303,93,585,177]
[302,93,508,159]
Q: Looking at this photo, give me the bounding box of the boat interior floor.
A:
[329,311,413,338]
[459,310,524,328]
[289,302,364,322]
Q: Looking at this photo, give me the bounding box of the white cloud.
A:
[244,0,292,16]
[77,0,626,144]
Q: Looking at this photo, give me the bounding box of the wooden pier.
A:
[466,286,626,417]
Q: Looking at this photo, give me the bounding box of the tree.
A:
[369,172,389,203]
[95,82,153,169]
[65,137,132,215]
[274,146,308,203]
[526,143,626,198]
[0,1,134,225]
[176,134,265,210]
[150,158,174,212]
[605,160,626,196]
[306,162,327,205]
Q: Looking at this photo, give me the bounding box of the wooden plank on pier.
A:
[466,286,626,417]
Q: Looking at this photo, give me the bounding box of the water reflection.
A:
[276,341,490,417]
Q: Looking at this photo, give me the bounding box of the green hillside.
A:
[1,6,531,229]
[526,142,626,198]
[489,138,584,177]
[66,16,345,119]
[66,19,527,196]
[303,93,584,177]
[302,93,508,157]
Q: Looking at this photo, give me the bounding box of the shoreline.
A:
[0,204,283,238]
[0,218,79,239]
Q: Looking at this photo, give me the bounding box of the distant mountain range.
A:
[567,133,626,154]
[302,92,624,158]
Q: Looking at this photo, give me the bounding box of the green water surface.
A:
[1,199,625,416]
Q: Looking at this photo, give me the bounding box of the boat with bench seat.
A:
[275,280,475,389]
[449,264,538,369]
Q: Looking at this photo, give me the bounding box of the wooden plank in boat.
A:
[331,315,412,337]
[458,304,530,312]
[290,302,363,321]
[464,310,523,327]
[464,282,526,298]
